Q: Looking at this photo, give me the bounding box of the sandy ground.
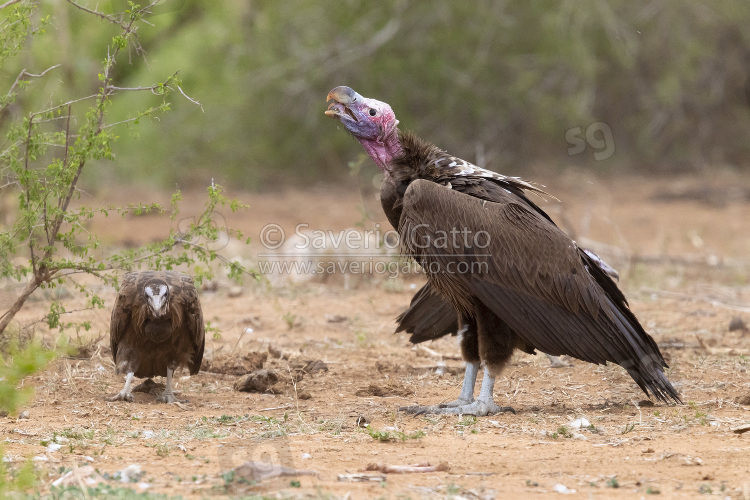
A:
[2,172,750,498]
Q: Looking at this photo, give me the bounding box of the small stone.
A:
[325,314,348,323]
[729,316,748,332]
[234,369,280,393]
[228,286,243,298]
[18,411,29,420]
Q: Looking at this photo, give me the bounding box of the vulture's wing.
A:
[396,283,458,343]
[400,180,679,403]
[170,273,205,375]
[395,177,555,342]
[110,272,139,361]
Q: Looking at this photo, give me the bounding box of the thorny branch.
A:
[0,0,22,10]
[4,65,61,106]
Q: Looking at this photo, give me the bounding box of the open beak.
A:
[325,86,363,122]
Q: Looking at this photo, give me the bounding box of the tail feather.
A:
[396,283,458,343]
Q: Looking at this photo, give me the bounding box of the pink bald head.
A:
[325,86,403,172]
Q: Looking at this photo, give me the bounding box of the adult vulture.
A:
[107,271,205,404]
[326,86,680,415]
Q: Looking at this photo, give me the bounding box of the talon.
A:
[106,392,134,402]
[155,392,187,404]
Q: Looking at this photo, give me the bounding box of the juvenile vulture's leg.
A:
[156,367,187,403]
[107,372,135,402]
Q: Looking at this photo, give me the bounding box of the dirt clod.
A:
[325,314,348,323]
[234,461,317,482]
[300,359,328,375]
[355,382,412,398]
[234,369,279,392]
[202,351,267,375]
[133,379,165,395]
[729,316,748,332]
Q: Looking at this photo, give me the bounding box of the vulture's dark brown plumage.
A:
[326,86,680,415]
[107,271,204,403]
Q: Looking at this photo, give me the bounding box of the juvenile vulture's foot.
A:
[438,397,475,408]
[106,391,134,402]
[400,400,515,417]
[155,391,187,404]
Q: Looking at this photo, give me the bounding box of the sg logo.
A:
[565,122,615,161]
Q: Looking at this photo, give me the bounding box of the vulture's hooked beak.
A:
[325,86,363,123]
[145,285,169,318]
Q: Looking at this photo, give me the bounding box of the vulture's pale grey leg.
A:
[107,372,135,402]
[400,365,515,417]
[438,361,479,408]
[437,366,515,416]
[156,367,187,404]
[546,354,570,368]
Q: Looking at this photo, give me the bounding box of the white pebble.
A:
[119,464,142,483]
[47,443,62,452]
[553,483,576,494]
[569,417,590,429]
[301,453,312,460]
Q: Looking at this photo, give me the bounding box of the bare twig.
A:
[5,65,61,103]
[0,0,22,10]
[63,0,126,27]
[176,85,204,112]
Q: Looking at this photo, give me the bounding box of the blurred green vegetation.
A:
[3,0,750,191]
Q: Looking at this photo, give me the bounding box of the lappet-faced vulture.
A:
[107,271,204,404]
[326,86,680,415]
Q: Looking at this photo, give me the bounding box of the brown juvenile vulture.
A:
[107,271,204,404]
[326,86,680,415]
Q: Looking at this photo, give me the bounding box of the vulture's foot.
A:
[449,400,516,417]
[546,354,571,368]
[438,397,475,408]
[155,392,187,404]
[399,400,515,417]
[106,392,134,403]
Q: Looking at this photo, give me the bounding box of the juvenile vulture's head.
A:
[325,86,402,172]
[143,280,169,318]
